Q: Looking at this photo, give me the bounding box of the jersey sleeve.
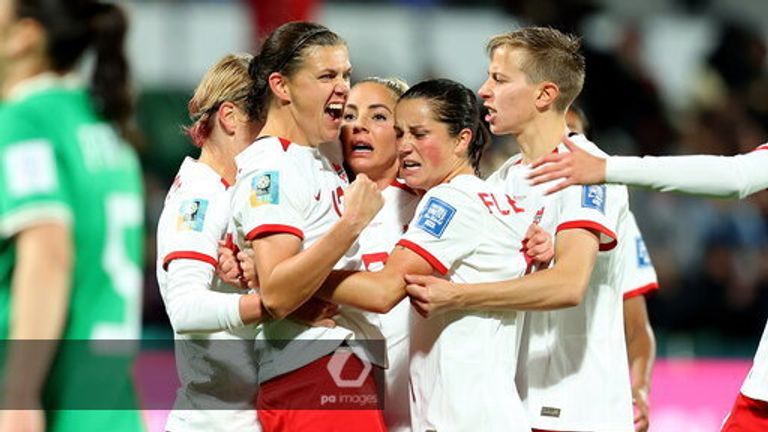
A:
[554,183,620,251]
[0,110,72,236]
[396,186,481,275]
[605,148,768,199]
[618,212,659,300]
[231,156,309,242]
[160,187,230,269]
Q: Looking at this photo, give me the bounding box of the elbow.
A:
[559,280,589,308]
[259,293,292,320]
[259,286,299,320]
[168,312,201,335]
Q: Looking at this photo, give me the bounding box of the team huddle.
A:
[155,23,665,432]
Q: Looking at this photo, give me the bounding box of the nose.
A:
[334,77,350,97]
[352,117,369,134]
[478,79,491,100]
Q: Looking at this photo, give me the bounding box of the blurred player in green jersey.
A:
[0,0,144,431]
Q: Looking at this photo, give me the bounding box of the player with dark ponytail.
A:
[0,1,143,431]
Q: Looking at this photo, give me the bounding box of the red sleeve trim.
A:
[246,224,304,241]
[163,251,217,270]
[389,179,418,195]
[556,220,618,251]
[752,144,768,152]
[278,137,292,151]
[396,239,449,275]
[623,282,659,300]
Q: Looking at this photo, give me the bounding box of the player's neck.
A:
[1,60,49,100]
[258,106,311,148]
[515,114,568,164]
[199,142,238,185]
[366,164,399,191]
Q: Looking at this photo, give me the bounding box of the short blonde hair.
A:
[488,27,585,112]
[185,53,253,147]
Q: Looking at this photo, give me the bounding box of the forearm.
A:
[606,152,768,199]
[626,301,656,393]
[454,230,598,311]
[3,226,72,403]
[454,265,590,311]
[317,269,405,314]
[259,219,363,319]
[165,260,261,334]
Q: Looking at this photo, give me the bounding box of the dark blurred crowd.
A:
[138,0,768,355]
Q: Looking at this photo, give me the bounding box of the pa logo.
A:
[326,347,372,388]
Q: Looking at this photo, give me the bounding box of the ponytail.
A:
[89,3,133,140]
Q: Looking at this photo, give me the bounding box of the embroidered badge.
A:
[581,185,606,213]
[177,199,208,232]
[416,197,456,238]
[249,171,279,207]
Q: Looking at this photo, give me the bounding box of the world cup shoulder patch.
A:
[581,184,606,213]
[416,197,456,238]
[636,236,652,268]
[177,198,208,232]
[250,171,279,207]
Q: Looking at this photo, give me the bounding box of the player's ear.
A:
[535,81,560,111]
[268,72,291,103]
[453,127,472,158]
[216,101,238,135]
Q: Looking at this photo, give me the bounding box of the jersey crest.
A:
[581,185,606,213]
[416,197,456,239]
[249,171,279,207]
[176,198,208,232]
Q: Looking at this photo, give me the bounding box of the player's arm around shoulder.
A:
[318,184,466,314]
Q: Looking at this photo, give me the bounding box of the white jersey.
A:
[490,134,633,431]
[398,175,531,432]
[230,136,385,384]
[350,179,420,432]
[619,211,659,300]
[605,144,768,403]
[156,157,260,432]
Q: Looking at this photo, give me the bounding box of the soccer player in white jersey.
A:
[230,22,385,432]
[155,54,266,432]
[316,79,538,432]
[405,28,635,431]
[528,139,768,431]
[340,77,420,431]
[567,106,658,432]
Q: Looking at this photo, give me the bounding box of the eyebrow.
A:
[368,104,392,113]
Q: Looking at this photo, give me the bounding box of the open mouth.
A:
[325,103,344,120]
[351,141,374,153]
[401,160,421,171]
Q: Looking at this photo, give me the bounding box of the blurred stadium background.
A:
[126,0,768,430]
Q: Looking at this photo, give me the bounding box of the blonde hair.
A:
[185,53,254,147]
[487,27,585,112]
[356,76,409,97]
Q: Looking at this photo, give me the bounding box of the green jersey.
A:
[0,75,144,431]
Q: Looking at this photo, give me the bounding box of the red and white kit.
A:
[229,136,386,384]
[397,175,532,432]
[490,134,634,432]
[156,157,261,432]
